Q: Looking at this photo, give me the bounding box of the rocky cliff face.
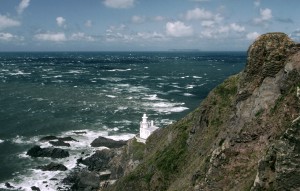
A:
[104,33,300,191]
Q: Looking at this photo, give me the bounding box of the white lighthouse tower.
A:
[136,114,158,143]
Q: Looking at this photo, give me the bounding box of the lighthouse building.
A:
[136,114,158,143]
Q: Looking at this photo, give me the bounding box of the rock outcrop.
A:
[101,33,300,191]
[27,145,69,158]
[90,136,126,148]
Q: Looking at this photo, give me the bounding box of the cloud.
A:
[0,32,23,41]
[254,0,260,7]
[131,15,145,24]
[103,0,134,9]
[35,32,67,42]
[85,20,92,27]
[290,29,300,42]
[56,17,66,27]
[254,8,272,24]
[153,16,165,22]
[185,8,214,20]
[17,0,30,14]
[70,32,95,41]
[200,23,245,39]
[166,21,193,37]
[0,15,21,30]
[229,23,245,32]
[246,32,260,40]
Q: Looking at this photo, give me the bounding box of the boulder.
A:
[63,170,100,191]
[27,145,69,158]
[31,186,40,191]
[39,135,58,142]
[38,162,68,171]
[49,140,71,147]
[80,149,114,171]
[58,137,78,142]
[91,136,126,148]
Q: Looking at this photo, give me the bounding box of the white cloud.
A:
[131,15,145,24]
[254,0,260,7]
[35,32,66,42]
[246,32,260,40]
[166,21,193,37]
[0,32,23,41]
[137,32,166,41]
[70,32,95,41]
[254,8,272,24]
[56,17,66,27]
[85,20,92,27]
[186,8,214,20]
[0,15,21,30]
[153,16,165,22]
[230,23,245,32]
[103,0,134,9]
[17,0,30,14]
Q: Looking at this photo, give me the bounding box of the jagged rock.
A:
[39,135,58,142]
[251,122,300,190]
[64,170,100,191]
[58,137,78,142]
[240,32,295,94]
[31,186,40,191]
[38,162,68,171]
[27,145,69,158]
[5,182,14,189]
[91,136,126,148]
[80,149,114,171]
[49,140,71,147]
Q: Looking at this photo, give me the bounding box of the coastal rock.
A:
[80,149,114,171]
[239,32,295,96]
[38,162,68,171]
[5,182,14,189]
[31,186,40,191]
[27,145,69,158]
[49,140,71,147]
[39,135,58,142]
[251,121,300,190]
[91,136,126,148]
[58,136,78,142]
[64,170,100,191]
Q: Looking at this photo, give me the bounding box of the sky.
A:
[0,0,299,51]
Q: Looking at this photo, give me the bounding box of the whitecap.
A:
[106,95,117,98]
[186,85,195,89]
[0,139,4,143]
[193,76,202,79]
[183,93,194,96]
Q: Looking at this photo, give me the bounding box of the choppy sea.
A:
[0,51,246,190]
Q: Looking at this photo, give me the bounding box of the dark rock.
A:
[31,186,40,191]
[27,145,69,158]
[63,170,100,191]
[50,178,58,181]
[49,140,71,147]
[73,131,87,135]
[5,182,14,188]
[39,135,58,142]
[58,136,78,142]
[38,162,68,171]
[91,136,126,148]
[80,149,114,171]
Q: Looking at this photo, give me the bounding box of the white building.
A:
[136,114,159,143]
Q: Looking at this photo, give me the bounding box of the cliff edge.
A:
[104,33,300,191]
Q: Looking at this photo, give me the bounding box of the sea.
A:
[0,51,246,190]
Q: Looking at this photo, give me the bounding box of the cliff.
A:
[102,33,300,191]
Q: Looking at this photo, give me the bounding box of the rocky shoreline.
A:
[4,133,138,191]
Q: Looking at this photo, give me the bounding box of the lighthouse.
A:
[136,114,159,143]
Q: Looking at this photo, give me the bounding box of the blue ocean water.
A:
[0,51,246,190]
